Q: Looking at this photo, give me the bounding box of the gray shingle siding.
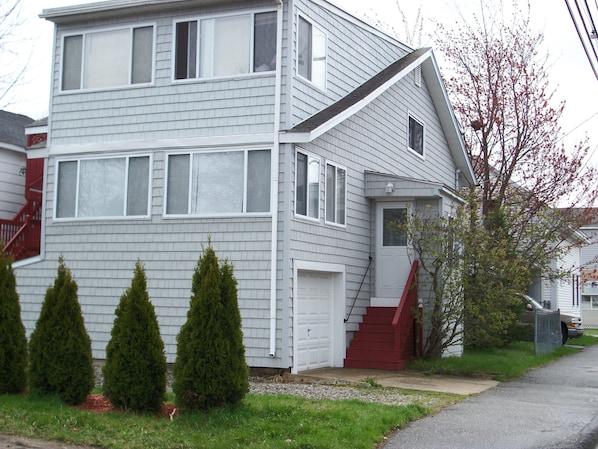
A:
[15,0,469,369]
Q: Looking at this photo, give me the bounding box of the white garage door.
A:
[296,271,333,372]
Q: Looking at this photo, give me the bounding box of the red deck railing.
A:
[392,260,421,359]
[1,200,42,261]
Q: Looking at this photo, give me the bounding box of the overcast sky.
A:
[8,0,598,168]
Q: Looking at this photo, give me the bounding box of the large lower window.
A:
[174,11,277,80]
[297,16,326,90]
[325,162,346,225]
[56,156,150,218]
[296,150,320,219]
[166,149,271,215]
[62,25,154,91]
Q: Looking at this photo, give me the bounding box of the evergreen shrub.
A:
[28,257,94,405]
[103,260,166,413]
[0,252,28,394]
[173,243,249,410]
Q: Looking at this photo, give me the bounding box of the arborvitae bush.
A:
[103,260,166,413]
[173,243,249,410]
[0,252,28,394]
[28,257,94,405]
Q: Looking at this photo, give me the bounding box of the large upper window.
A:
[408,115,425,156]
[295,150,320,219]
[61,25,154,91]
[55,156,151,218]
[297,16,326,90]
[174,11,277,80]
[165,149,271,215]
[325,162,346,225]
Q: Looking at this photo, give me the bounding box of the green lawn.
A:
[0,393,431,449]
[1,338,596,449]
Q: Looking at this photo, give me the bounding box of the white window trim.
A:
[407,111,426,159]
[53,153,153,221]
[296,14,327,92]
[294,148,321,222]
[171,8,277,84]
[58,23,156,94]
[163,147,272,218]
[324,160,347,228]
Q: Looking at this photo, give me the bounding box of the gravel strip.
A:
[93,365,433,407]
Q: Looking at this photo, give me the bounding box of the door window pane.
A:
[383,208,407,246]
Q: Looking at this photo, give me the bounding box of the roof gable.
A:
[280,48,476,186]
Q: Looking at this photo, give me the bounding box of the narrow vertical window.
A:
[56,161,78,218]
[175,21,197,79]
[254,12,277,71]
[326,163,346,225]
[166,154,190,214]
[62,35,83,90]
[132,26,153,84]
[296,151,320,219]
[409,115,424,155]
[297,16,326,90]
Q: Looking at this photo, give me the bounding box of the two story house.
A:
[14,0,475,373]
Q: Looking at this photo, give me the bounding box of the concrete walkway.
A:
[296,367,499,395]
[381,344,598,449]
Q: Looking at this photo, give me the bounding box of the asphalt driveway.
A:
[382,343,598,449]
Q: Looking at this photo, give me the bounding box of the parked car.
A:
[520,294,583,345]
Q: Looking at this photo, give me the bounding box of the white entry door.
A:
[375,202,412,299]
[296,271,333,371]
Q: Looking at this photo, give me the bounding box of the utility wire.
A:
[565,0,598,80]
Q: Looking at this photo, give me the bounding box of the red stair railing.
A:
[392,260,420,361]
[1,200,42,261]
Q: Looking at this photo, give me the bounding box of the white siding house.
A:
[14,0,476,372]
[0,111,33,219]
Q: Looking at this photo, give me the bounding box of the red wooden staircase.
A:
[1,158,44,262]
[344,260,420,370]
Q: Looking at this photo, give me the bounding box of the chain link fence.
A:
[534,309,562,355]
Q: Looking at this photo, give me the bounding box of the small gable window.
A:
[296,150,320,219]
[325,162,346,226]
[297,16,326,90]
[61,25,154,91]
[174,11,277,80]
[408,115,425,156]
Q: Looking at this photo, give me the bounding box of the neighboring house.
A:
[0,115,46,262]
[527,229,586,320]
[579,210,598,327]
[14,0,476,373]
[0,110,33,219]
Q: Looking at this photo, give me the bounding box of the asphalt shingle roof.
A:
[286,47,430,134]
[0,110,35,148]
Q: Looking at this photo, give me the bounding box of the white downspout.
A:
[269,0,284,357]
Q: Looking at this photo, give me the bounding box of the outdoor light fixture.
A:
[385,182,394,193]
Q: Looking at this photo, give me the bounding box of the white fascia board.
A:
[281,49,432,144]
[25,125,48,135]
[48,132,276,156]
[422,52,477,186]
[0,142,26,154]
